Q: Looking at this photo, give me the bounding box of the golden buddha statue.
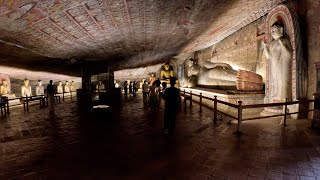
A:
[160,62,174,82]
[0,80,9,95]
[21,79,32,97]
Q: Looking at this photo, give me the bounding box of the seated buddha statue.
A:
[160,62,174,82]
[70,81,76,92]
[64,81,70,93]
[35,80,44,96]
[96,81,105,91]
[21,79,32,97]
[0,80,9,95]
[57,81,63,94]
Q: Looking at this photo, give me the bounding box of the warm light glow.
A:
[231,65,241,70]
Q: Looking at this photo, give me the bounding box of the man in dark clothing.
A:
[154,78,161,88]
[47,80,55,112]
[123,81,128,96]
[163,77,180,134]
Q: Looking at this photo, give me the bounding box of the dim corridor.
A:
[0,95,320,179]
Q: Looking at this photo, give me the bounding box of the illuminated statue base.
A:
[181,87,265,120]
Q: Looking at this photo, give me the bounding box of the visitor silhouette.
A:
[163,77,180,134]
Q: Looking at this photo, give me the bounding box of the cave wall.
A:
[195,18,265,74]
[297,0,320,99]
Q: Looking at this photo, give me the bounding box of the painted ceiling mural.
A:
[0,0,286,70]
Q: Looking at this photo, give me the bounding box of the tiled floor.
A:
[0,95,320,179]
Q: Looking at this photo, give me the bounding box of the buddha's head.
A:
[71,81,75,85]
[2,80,7,86]
[38,80,42,86]
[164,64,170,71]
[99,81,102,85]
[271,21,284,40]
[65,81,69,85]
[58,81,62,86]
[151,73,154,77]
[24,79,29,86]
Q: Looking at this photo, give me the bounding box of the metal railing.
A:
[182,89,314,135]
[0,91,77,114]
[56,91,77,102]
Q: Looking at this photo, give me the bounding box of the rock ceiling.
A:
[0,0,285,75]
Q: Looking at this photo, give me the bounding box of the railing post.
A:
[199,93,202,112]
[213,96,218,124]
[236,101,243,135]
[190,91,192,107]
[71,91,73,100]
[23,98,25,111]
[26,96,29,111]
[63,92,65,102]
[282,98,288,126]
[6,97,9,114]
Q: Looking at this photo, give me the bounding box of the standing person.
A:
[133,81,137,94]
[123,81,128,96]
[163,77,180,134]
[161,81,167,97]
[154,78,161,88]
[149,82,159,110]
[47,80,55,113]
[129,82,133,95]
[142,81,149,104]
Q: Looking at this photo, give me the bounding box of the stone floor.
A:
[0,95,320,180]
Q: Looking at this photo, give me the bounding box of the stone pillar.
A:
[106,67,114,90]
[81,65,91,93]
[78,65,92,110]
[312,93,320,128]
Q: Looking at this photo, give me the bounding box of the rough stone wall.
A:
[195,19,265,74]
[297,0,320,99]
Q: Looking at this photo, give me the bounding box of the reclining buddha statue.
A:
[186,59,263,91]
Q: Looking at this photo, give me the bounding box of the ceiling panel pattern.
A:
[0,0,286,69]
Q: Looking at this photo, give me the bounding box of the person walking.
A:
[142,81,149,105]
[129,82,133,95]
[123,81,128,96]
[149,82,159,110]
[47,80,55,113]
[163,77,180,134]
